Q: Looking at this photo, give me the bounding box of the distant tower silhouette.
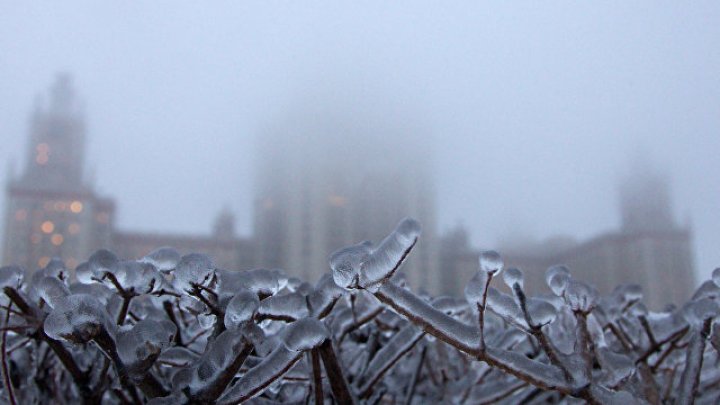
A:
[2,74,115,273]
[619,166,676,233]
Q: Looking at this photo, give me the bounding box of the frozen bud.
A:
[173,253,214,293]
[37,276,70,308]
[74,262,94,284]
[527,298,557,326]
[141,247,180,273]
[464,270,489,307]
[545,265,571,296]
[486,287,525,327]
[117,319,176,369]
[565,279,598,313]
[683,297,720,329]
[283,318,329,352]
[89,249,119,279]
[713,268,720,288]
[502,267,524,290]
[224,289,260,329]
[247,268,280,296]
[329,242,372,290]
[479,250,504,276]
[43,258,67,280]
[0,265,24,289]
[44,294,114,344]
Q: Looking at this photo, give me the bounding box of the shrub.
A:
[0,218,718,404]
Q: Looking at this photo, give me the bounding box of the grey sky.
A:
[1,2,719,282]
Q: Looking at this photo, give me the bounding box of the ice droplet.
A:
[141,247,180,273]
[0,265,24,288]
[282,318,329,352]
[713,268,720,288]
[329,241,372,290]
[44,294,114,343]
[527,298,557,326]
[565,279,598,313]
[88,249,119,279]
[224,289,260,329]
[545,265,570,296]
[479,250,504,276]
[74,262,94,284]
[502,267,524,290]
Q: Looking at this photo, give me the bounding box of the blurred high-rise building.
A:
[253,118,440,292]
[2,74,115,272]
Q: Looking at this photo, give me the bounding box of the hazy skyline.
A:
[1,2,719,283]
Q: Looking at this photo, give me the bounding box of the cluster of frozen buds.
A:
[0,217,718,404]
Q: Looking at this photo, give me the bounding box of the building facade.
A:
[2,75,254,275]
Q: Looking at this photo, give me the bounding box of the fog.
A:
[1,2,719,282]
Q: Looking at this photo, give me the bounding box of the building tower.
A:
[2,74,115,273]
[253,113,439,291]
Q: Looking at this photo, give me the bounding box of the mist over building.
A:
[253,110,439,290]
[2,75,697,302]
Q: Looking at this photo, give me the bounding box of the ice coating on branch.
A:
[43,257,67,280]
[117,319,176,370]
[360,218,421,291]
[37,276,71,308]
[116,260,163,294]
[89,249,120,279]
[246,268,282,296]
[44,294,114,343]
[464,270,489,307]
[190,329,248,390]
[486,288,526,327]
[565,279,597,313]
[173,253,214,293]
[257,291,308,321]
[74,262,94,284]
[329,241,372,289]
[598,347,635,385]
[0,265,24,288]
[479,250,504,276]
[141,246,180,273]
[224,289,260,328]
[158,347,199,368]
[526,298,557,326]
[545,265,570,296]
[502,267,524,290]
[307,274,345,317]
[683,297,720,328]
[282,318,329,352]
[713,268,720,288]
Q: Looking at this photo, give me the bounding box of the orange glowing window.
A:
[38,257,50,268]
[328,195,347,207]
[41,221,55,234]
[51,234,64,246]
[68,223,80,235]
[15,209,27,221]
[70,201,83,213]
[96,212,109,224]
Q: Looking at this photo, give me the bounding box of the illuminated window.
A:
[96,212,109,224]
[38,257,50,268]
[36,143,50,165]
[54,201,67,211]
[51,234,64,246]
[41,221,55,234]
[70,201,83,213]
[15,209,27,221]
[68,223,80,235]
[30,234,41,244]
[328,195,347,207]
